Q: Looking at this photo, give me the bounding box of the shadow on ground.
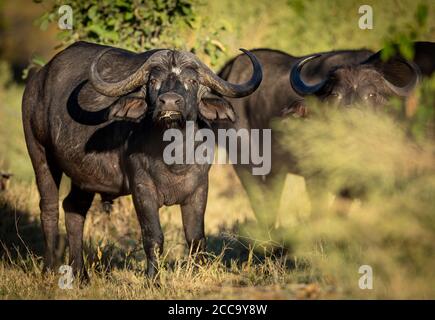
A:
[0,193,45,262]
[0,192,296,273]
[206,222,295,268]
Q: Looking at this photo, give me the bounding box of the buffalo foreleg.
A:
[234,165,286,229]
[131,177,163,280]
[181,182,208,257]
[25,136,62,272]
[63,184,94,280]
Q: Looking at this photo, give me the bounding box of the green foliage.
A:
[33,0,435,67]
[209,0,434,56]
[34,0,229,66]
[408,76,435,141]
[381,3,431,60]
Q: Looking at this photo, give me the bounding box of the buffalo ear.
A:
[108,97,148,122]
[364,51,420,92]
[199,93,236,122]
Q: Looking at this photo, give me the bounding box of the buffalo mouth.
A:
[157,110,182,120]
[155,110,185,128]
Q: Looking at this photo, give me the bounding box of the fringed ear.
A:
[363,51,421,96]
[199,93,236,122]
[108,97,148,122]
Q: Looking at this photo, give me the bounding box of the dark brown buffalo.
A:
[217,42,428,228]
[22,41,262,279]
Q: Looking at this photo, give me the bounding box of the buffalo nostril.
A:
[159,95,182,106]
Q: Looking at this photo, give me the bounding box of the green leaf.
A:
[56,30,71,41]
[115,0,131,9]
[32,55,46,67]
[398,39,414,60]
[86,24,106,37]
[381,42,395,61]
[124,12,133,21]
[88,5,98,20]
[39,19,49,31]
[104,30,120,42]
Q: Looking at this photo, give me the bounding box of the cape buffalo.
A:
[22,41,262,279]
[217,43,426,228]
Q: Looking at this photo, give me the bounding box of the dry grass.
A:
[0,167,329,300]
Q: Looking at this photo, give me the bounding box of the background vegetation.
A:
[0,0,434,299]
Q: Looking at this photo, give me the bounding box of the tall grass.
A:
[0,169,325,299]
[274,84,435,298]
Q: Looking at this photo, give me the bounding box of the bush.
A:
[34,0,229,66]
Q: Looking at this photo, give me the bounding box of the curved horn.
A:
[195,49,263,98]
[384,60,421,97]
[89,48,168,97]
[290,54,326,96]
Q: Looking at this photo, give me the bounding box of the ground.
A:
[0,164,330,299]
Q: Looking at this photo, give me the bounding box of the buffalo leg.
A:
[25,137,62,272]
[235,165,285,229]
[131,179,163,279]
[63,184,94,279]
[180,182,208,256]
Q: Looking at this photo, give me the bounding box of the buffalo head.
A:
[88,48,262,128]
[290,51,421,108]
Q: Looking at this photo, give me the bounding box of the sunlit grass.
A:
[0,172,323,300]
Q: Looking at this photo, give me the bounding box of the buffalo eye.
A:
[365,93,376,100]
[330,92,342,99]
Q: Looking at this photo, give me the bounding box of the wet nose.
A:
[158,93,184,110]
